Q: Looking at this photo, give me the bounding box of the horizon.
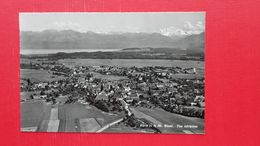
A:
[20,28,205,37]
[19,12,205,36]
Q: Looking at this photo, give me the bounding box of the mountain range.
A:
[20,30,204,54]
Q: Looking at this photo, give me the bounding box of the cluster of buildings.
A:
[93,65,197,80]
[21,60,205,118]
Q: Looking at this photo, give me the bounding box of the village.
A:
[20,59,205,133]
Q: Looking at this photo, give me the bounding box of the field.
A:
[21,69,65,82]
[21,101,124,132]
[130,107,204,134]
[21,101,51,128]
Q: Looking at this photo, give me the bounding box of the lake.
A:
[20,49,119,55]
[58,59,204,69]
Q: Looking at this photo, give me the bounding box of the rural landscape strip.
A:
[47,107,59,132]
[47,120,60,132]
[50,107,59,120]
[80,118,101,132]
[130,108,162,125]
[37,120,49,132]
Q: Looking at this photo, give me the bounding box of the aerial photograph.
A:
[20,12,205,134]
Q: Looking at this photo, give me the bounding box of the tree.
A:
[27,78,31,86]
[95,100,109,112]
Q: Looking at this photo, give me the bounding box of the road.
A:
[96,118,124,132]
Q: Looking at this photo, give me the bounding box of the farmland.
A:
[21,101,124,132]
[134,107,204,133]
[21,69,65,82]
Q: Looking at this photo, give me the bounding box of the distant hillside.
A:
[182,32,205,56]
[121,47,186,54]
[20,30,204,55]
[21,51,204,61]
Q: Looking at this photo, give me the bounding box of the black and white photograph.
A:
[20,12,205,134]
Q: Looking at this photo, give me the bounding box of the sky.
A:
[19,12,205,36]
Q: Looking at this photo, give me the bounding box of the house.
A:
[137,91,149,100]
[185,68,196,74]
[170,97,176,103]
[36,82,48,89]
[156,84,165,91]
[125,92,140,103]
[124,85,131,92]
[191,102,198,106]
[194,95,205,102]
[199,102,205,108]
[33,94,47,100]
[138,82,149,91]
[95,91,109,101]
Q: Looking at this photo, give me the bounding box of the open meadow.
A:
[21,69,66,82]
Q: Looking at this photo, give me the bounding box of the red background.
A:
[0,0,260,146]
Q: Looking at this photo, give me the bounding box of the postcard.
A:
[20,12,205,134]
